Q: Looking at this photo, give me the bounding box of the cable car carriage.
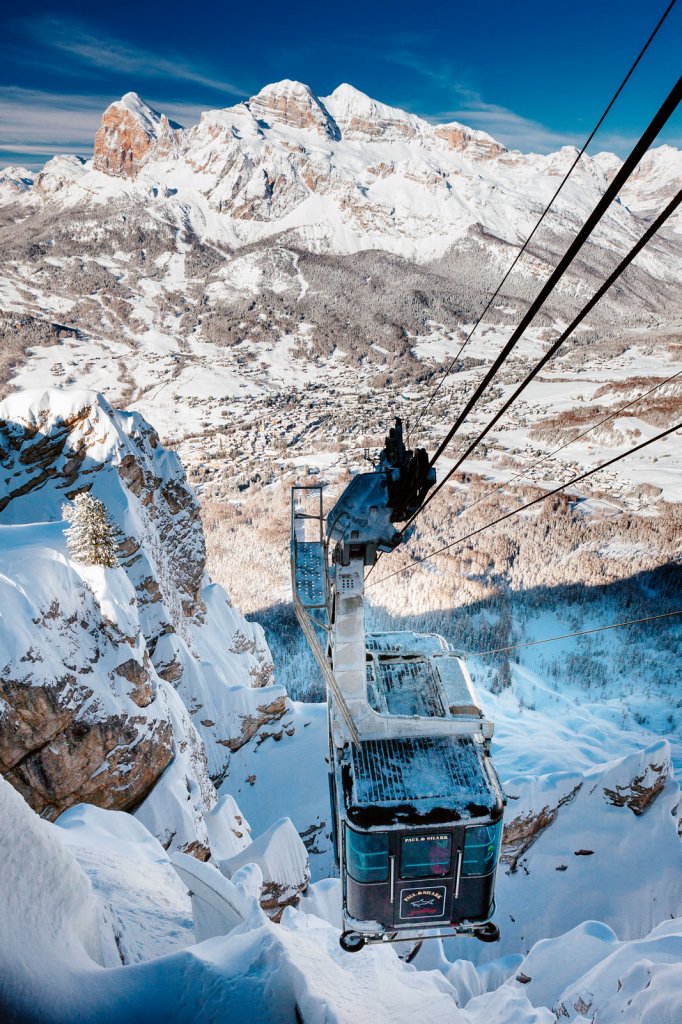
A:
[291,420,505,952]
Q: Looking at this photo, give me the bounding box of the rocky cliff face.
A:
[249,80,338,138]
[0,388,274,857]
[0,387,205,646]
[76,80,682,264]
[0,535,173,820]
[93,93,179,177]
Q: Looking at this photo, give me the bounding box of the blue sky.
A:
[1,0,681,168]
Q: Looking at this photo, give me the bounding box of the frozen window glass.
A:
[345,827,389,883]
[462,823,501,876]
[400,834,452,879]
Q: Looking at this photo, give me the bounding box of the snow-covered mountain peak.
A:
[252,79,316,101]
[248,79,338,138]
[323,81,372,107]
[0,165,34,189]
[322,82,422,140]
[432,118,507,157]
[33,154,89,197]
[0,165,36,207]
[94,93,180,177]
[592,150,622,181]
[117,92,172,131]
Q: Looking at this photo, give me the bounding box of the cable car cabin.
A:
[290,470,505,953]
[328,633,505,952]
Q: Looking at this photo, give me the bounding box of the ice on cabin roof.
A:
[368,658,446,718]
[365,633,482,718]
[366,631,452,655]
[351,736,496,810]
[435,658,482,715]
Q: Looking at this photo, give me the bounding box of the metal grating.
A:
[373,659,445,718]
[294,541,327,609]
[366,634,404,654]
[366,632,448,656]
[351,736,491,808]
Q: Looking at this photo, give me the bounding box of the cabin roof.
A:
[365,636,482,719]
[342,735,503,828]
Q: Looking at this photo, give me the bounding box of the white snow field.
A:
[2,707,682,1023]
[0,78,680,1020]
[0,388,680,1022]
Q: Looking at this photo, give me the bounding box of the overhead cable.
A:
[466,609,682,657]
[368,420,682,588]
[406,186,682,524]
[411,0,679,440]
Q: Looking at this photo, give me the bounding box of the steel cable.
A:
[368,420,682,588]
[465,610,682,657]
[410,0,679,442]
[404,185,682,527]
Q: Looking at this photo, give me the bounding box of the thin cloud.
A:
[19,16,248,97]
[382,43,473,96]
[379,43,567,152]
[380,41,595,154]
[439,97,682,155]
[0,89,103,150]
[436,98,582,153]
[0,88,210,169]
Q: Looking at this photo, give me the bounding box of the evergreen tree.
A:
[62,493,119,568]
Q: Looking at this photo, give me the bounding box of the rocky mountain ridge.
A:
[3,80,681,265]
[0,387,279,860]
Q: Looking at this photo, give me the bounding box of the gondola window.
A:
[345,827,389,883]
[400,834,452,879]
[462,824,501,876]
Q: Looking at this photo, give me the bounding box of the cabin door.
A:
[392,832,456,927]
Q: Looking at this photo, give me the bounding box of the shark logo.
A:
[399,885,447,920]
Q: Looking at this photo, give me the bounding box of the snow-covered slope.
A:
[0,387,277,857]
[4,81,679,262]
[3,696,682,1024]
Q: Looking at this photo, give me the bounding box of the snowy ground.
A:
[3,665,681,1023]
[1,100,680,1018]
[5,315,681,507]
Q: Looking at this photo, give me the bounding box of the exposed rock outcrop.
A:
[602,743,670,814]
[0,532,173,821]
[0,388,273,857]
[219,816,310,921]
[249,81,338,139]
[502,781,582,873]
[93,93,179,177]
[433,123,506,158]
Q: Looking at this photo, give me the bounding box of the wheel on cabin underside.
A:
[473,921,500,943]
[339,930,366,953]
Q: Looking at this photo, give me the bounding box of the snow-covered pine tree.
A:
[62,492,119,567]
